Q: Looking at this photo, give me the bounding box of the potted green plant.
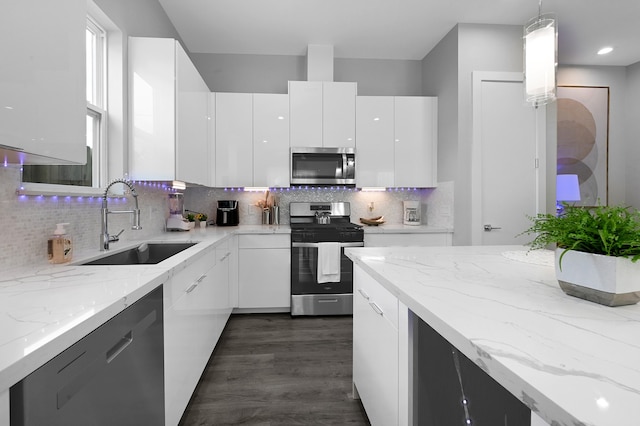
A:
[186,213,196,230]
[522,203,640,306]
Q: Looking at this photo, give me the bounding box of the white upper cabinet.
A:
[289,81,356,148]
[356,96,438,188]
[0,0,86,164]
[176,45,210,186]
[215,92,253,188]
[323,82,357,147]
[253,94,290,187]
[289,81,322,147]
[129,37,210,185]
[394,96,438,188]
[208,93,217,187]
[356,96,395,187]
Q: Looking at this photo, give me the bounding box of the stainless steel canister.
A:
[270,206,280,225]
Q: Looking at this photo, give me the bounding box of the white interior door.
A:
[471,72,546,245]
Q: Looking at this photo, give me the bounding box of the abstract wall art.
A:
[557,86,610,206]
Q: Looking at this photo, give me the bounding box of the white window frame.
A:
[86,15,107,188]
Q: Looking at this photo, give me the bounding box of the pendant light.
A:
[523,0,557,106]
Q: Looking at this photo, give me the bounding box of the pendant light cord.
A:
[538,0,542,18]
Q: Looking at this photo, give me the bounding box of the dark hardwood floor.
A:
[179,313,370,426]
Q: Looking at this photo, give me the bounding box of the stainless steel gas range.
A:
[289,202,364,316]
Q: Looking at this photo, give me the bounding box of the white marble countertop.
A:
[345,245,640,426]
[360,224,453,233]
[0,224,288,392]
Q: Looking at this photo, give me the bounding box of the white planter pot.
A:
[555,248,640,306]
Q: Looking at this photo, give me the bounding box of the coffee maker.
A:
[403,201,421,226]
[216,200,239,226]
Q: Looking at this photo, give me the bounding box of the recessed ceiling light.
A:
[597,47,613,55]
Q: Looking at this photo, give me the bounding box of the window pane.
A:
[86,27,96,104]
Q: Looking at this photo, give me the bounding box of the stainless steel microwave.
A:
[290,147,356,186]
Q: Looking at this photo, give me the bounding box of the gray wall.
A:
[335,58,423,96]
[94,0,180,39]
[422,24,524,246]
[191,53,304,93]
[421,26,459,183]
[191,52,423,95]
[627,62,640,209]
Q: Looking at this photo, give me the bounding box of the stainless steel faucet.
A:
[100,179,142,251]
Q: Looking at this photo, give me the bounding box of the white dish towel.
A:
[317,242,341,283]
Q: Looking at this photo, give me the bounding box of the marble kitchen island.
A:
[345,245,640,426]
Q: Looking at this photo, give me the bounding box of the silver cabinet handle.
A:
[291,242,364,248]
[483,224,502,232]
[186,274,207,293]
[106,331,133,364]
[357,288,370,300]
[219,252,231,261]
[369,302,384,316]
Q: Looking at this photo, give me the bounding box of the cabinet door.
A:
[0,0,85,164]
[130,37,177,181]
[215,93,253,187]
[253,94,290,187]
[237,234,290,310]
[353,266,399,426]
[238,248,291,309]
[289,81,322,147]
[356,96,394,187]
[164,251,217,426]
[176,43,210,186]
[213,240,232,343]
[323,82,356,148]
[394,97,438,188]
[208,93,217,186]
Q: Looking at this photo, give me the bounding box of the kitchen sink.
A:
[79,242,198,265]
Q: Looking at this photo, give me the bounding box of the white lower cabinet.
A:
[237,234,290,310]
[364,232,452,247]
[353,265,408,426]
[164,246,230,426]
[212,240,233,343]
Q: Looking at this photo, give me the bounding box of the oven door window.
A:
[291,246,353,294]
[291,153,344,180]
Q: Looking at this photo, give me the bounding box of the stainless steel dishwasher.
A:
[10,286,164,426]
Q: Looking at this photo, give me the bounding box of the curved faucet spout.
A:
[101,179,142,251]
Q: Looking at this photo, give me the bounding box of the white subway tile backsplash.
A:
[0,167,172,269]
[184,182,454,228]
[0,165,454,270]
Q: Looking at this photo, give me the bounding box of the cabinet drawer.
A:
[165,250,215,308]
[238,234,290,249]
[354,266,398,330]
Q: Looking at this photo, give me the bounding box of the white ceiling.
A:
[157,0,640,67]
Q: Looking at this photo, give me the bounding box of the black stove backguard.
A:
[289,202,364,316]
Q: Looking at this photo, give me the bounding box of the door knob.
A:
[484,224,502,232]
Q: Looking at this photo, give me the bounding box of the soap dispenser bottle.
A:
[48,223,73,264]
